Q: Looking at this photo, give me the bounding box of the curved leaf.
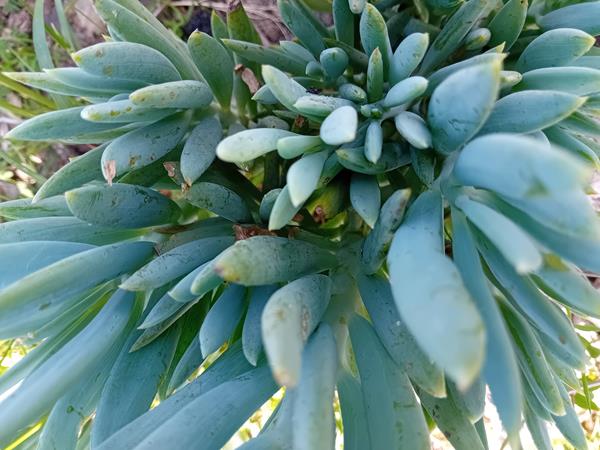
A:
[0,290,136,447]
[185,181,251,223]
[516,29,595,72]
[357,272,446,397]
[428,61,500,154]
[292,324,338,450]
[66,183,181,228]
[479,91,585,134]
[361,188,411,274]
[129,81,213,109]
[188,31,234,108]
[93,320,179,446]
[487,0,528,49]
[6,107,120,142]
[287,150,330,207]
[72,41,181,84]
[390,32,429,84]
[349,174,380,228]
[452,209,523,438]
[387,191,485,388]
[101,112,190,178]
[216,128,296,163]
[455,194,542,274]
[539,1,600,36]
[359,4,392,74]
[242,285,278,366]
[199,284,246,357]
[261,274,332,386]
[349,315,430,450]
[121,236,234,291]
[213,236,337,285]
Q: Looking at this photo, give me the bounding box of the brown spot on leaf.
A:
[163,162,177,178]
[312,206,326,224]
[234,224,276,240]
[103,160,116,186]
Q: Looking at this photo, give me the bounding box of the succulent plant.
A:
[2,0,600,448]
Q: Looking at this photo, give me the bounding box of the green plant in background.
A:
[0,0,83,199]
[2,0,600,448]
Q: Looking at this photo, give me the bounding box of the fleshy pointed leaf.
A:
[387,191,485,388]
[261,274,332,386]
[292,324,338,450]
[66,183,181,228]
[357,272,446,397]
[214,236,337,286]
[199,284,246,357]
[287,150,329,207]
[216,128,295,163]
[479,91,586,134]
[101,112,190,178]
[129,80,212,109]
[188,31,234,108]
[516,29,595,72]
[390,32,429,84]
[349,315,430,450]
[72,41,181,84]
[428,61,500,154]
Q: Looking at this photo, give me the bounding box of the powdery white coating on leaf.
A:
[387,191,486,389]
[428,60,501,154]
[261,275,331,387]
[320,105,358,145]
[216,128,296,163]
[214,236,337,286]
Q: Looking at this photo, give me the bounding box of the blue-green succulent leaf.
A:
[394,111,432,149]
[261,274,332,386]
[428,61,501,154]
[361,188,411,274]
[479,91,586,135]
[349,315,430,450]
[451,209,522,437]
[517,67,600,95]
[455,194,542,274]
[189,31,234,108]
[287,150,330,207]
[292,324,338,450]
[387,190,485,388]
[0,289,136,447]
[357,272,446,397]
[242,285,278,366]
[199,284,246,357]
[390,32,429,84]
[66,183,181,228]
[320,105,358,145]
[72,41,181,84]
[129,81,213,109]
[93,318,179,446]
[349,174,380,228]
[214,236,337,286]
[539,1,600,36]
[516,29,595,72]
[121,236,234,291]
[217,128,296,163]
[101,112,190,179]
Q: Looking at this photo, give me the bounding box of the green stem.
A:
[0,100,37,118]
[0,73,55,109]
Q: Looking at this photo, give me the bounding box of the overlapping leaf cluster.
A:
[2,0,600,448]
